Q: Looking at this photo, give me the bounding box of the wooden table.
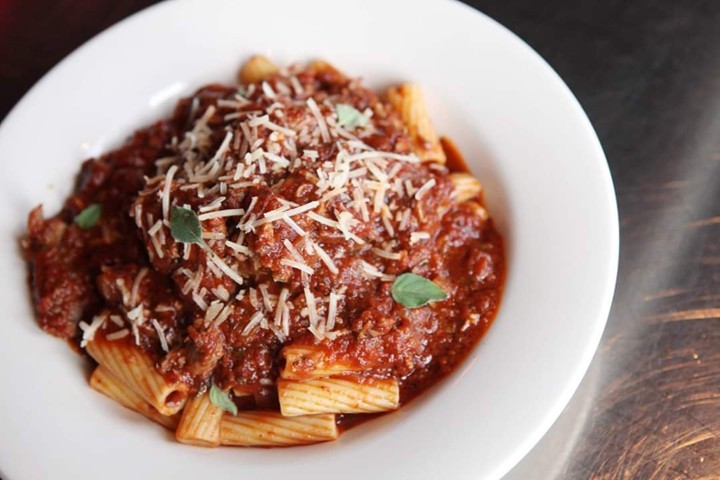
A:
[2,1,718,478]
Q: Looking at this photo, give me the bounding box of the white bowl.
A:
[0,1,618,479]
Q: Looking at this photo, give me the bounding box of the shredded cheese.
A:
[410,231,431,244]
[225,240,253,256]
[372,247,402,260]
[242,311,265,335]
[313,242,339,274]
[79,315,106,348]
[327,291,338,331]
[130,268,149,307]
[359,260,395,282]
[283,239,304,262]
[151,319,169,352]
[199,196,226,212]
[281,214,307,236]
[274,288,290,327]
[204,247,244,286]
[259,284,275,312]
[304,287,319,329]
[197,208,246,221]
[414,178,436,200]
[306,98,330,142]
[127,62,467,352]
[106,329,130,341]
[281,259,315,275]
[161,165,178,220]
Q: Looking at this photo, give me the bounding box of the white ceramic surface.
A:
[0,1,618,479]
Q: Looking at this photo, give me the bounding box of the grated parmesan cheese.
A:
[313,242,339,274]
[306,98,330,142]
[161,165,178,220]
[128,61,471,352]
[327,291,338,331]
[197,208,246,221]
[372,247,402,260]
[242,311,265,336]
[130,268,149,307]
[304,287,319,330]
[281,214,307,236]
[410,231,431,244]
[414,178,436,200]
[359,260,395,282]
[274,288,290,327]
[106,329,130,341]
[79,315,106,348]
[283,239,304,263]
[258,284,275,312]
[281,259,314,275]
[151,319,169,352]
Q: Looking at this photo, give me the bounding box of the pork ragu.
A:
[22,57,504,446]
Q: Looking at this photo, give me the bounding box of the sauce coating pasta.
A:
[22,57,504,442]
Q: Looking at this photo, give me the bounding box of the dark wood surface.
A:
[2,1,719,478]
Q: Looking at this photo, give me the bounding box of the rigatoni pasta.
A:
[386,83,447,164]
[238,55,278,85]
[278,378,399,416]
[221,412,339,446]
[281,345,365,380]
[176,392,224,447]
[86,338,188,416]
[449,172,483,202]
[89,366,179,430]
[22,55,505,447]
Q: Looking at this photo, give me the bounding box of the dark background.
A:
[2,1,720,478]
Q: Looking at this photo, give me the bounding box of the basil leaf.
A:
[336,103,368,128]
[74,204,102,229]
[170,206,203,244]
[391,273,448,308]
[209,384,238,416]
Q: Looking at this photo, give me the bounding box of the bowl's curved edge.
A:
[449,2,620,476]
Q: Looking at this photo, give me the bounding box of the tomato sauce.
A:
[22,62,505,429]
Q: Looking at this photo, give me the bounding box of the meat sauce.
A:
[23,61,504,430]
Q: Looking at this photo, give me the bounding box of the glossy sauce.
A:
[23,65,504,431]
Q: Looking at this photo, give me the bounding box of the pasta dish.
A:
[22,56,505,446]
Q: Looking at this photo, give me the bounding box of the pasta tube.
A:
[176,392,224,447]
[449,172,483,202]
[89,366,178,429]
[281,345,364,380]
[86,339,188,415]
[220,412,338,446]
[386,83,446,164]
[278,378,399,416]
[238,55,278,84]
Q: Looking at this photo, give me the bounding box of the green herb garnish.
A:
[391,273,448,308]
[170,206,203,244]
[74,204,102,229]
[209,384,238,415]
[335,103,368,128]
